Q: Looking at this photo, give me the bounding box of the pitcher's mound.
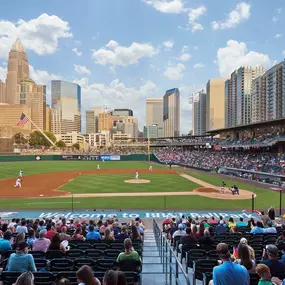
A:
[124,179,150,184]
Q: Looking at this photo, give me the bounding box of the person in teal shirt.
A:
[255,264,273,285]
[7,242,37,272]
[0,230,12,252]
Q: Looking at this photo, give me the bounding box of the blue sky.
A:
[0,0,285,134]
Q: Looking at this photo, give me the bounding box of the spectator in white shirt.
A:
[173,224,186,239]
[263,221,277,234]
[16,220,28,234]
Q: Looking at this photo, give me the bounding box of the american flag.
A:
[17,113,29,127]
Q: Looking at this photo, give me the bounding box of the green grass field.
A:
[0,161,282,210]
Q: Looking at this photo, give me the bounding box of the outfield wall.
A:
[0,154,159,162]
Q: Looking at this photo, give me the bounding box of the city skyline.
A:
[0,1,284,134]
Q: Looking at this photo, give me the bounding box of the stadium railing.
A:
[153,219,191,285]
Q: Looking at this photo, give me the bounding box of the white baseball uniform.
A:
[19,170,23,177]
[149,166,152,171]
[14,178,22,188]
[135,171,139,180]
[97,165,100,170]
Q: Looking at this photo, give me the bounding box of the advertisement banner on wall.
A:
[100,155,111,161]
[62,155,100,161]
[111,156,120,161]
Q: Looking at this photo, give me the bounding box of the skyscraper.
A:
[98,112,113,132]
[6,39,29,104]
[112,109,133,117]
[86,107,101,134]
[163,88,180,137]
[206,78,227,131]
[251,76,266,123]
[0,80,6,103]
[146,98,163,138]
[192,90,206,135]
[51,80,81,134]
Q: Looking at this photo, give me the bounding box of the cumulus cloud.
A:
[275,34,282,38]
[273,8,282,22]
[164,63,185,80]
[74,64,91,75]
[193,63,205,68]
[162,40,174,50]
[72,48,82,57]
[92,40,158,67]
[177,53,191,62]
[0,13,72,58]
[143,0,185,14]
[188,6,207,32]
[212,2,251,30]
[216,40,270,77]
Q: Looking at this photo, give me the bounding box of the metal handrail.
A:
[153,219,191,285]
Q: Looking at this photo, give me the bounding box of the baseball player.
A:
[97,164,100,170]
[220,180,226,193]
[149,165,153,171]
[14,177,22,188]
[19,170,23,178]
[135,170,139,180]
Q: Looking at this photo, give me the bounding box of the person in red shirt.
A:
[45,224,56,240]
[209,216,218,225]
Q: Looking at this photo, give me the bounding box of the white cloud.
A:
[193,63,205,68]
[273,8,282,22]
[0,13,72,58]
[164,63,185,80]
[216,40,271,77]
[0,65,6,82]
[181,46,189,53]
[162,40,174,50]
[177,53,191,62]
[143,0,185,14]
[275,34,282,38]
[92,40,158,67]
[73,77,158,131]
[212,2,251,30]
[74,64,91,75]
[282,50,285,56]
[72,48,82,57]
[188,6,206,32]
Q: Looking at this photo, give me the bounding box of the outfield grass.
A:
[59,174,199,193]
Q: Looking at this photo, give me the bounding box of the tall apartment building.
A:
[163,88,180,137]
[98,112,113,132]
[123,116,138,138]
[146,98,164,138]
[51,80,81,134]
[86,107,101,134]
[251,76,266,123]
[192,90,206,135]
[46,105,51,132]
[0,80,6,103]
[206,78,227,131]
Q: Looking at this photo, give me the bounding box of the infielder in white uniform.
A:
[149,165,152,171]
[135,171,139,180]
[19,170,23,178]
[97,165,100,170]
[14,177,22,188]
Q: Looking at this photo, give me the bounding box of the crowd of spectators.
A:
[163,209,285,285]
[155,148,285,175]
[0,216,146,285]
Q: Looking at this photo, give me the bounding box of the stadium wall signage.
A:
[61,155,120,161]
[0,211,260,220]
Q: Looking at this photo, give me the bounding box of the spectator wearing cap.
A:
[236,217,247,227]
[216,220,227,235]
[172,224,186,239]
[261,245,285,276]
[263,221,277,234]
[255,264,272,285]
[7,242,37,272]
[250,221,264,235]
[86,225,101,241]
[32,230,51,252]
[209,243,249,285]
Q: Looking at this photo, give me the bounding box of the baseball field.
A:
[0,160,282,211]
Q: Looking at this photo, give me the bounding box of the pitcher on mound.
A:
[135,170,139,180]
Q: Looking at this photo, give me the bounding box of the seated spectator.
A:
[172,224,186,239]
[8,219,16,232]
[59,226,71,242]
[198,229,214,251]
[13,272,35,285]
[216,220,227,234]
[7,242,37,272]
[130,225,142,241]
[32,230,51,252]
[209,216,218,226]
[111,221,120,235]
[234,243,256,272]
[115,225,129,240]
[15,220,28,234]
[192,225,198,237]
[27,229,37,248]
[251,221,264,235]
[135,221,144,236]
[261,245,285,275]
[209,243,249,285]
[255,264,272,285]
[178,227,197,251]
[233,238,255,260]
[0,230,12,253]
[117,238,141,264]
[72,227,86,241]
[247,218,256,228]
[263,221,277,234]
[38,220,46,231]
[103,270,118,285]
[76,265,101,285]
[197,222,204,237]
[236,217,247,227]
[103,227,114,241]
[12,232,25,249]
[230,225,239,234]
[49,233,66,253]
[45,224,56,240]
[86,225,101,240]
[228,217,236,228]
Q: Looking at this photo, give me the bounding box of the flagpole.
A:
[25,114,56,147]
